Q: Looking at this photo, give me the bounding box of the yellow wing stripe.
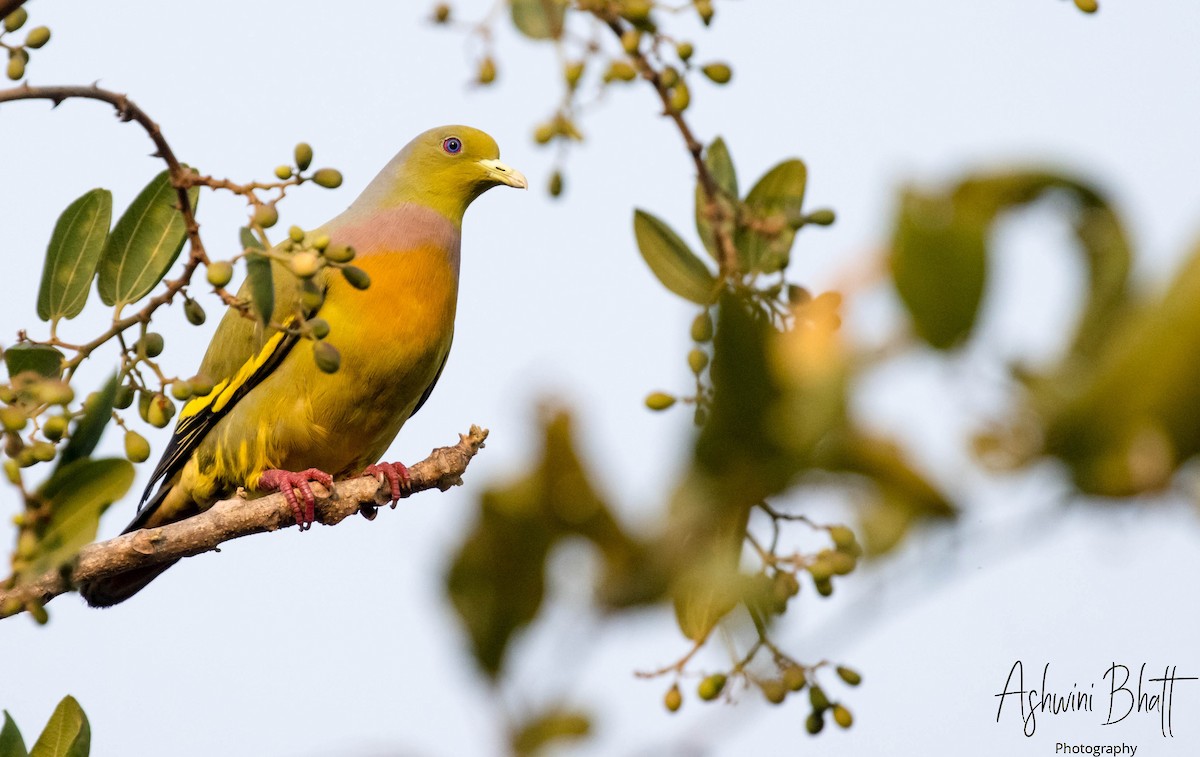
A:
[138,325,299,508]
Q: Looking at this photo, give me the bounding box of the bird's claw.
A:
[259,468,334,531]
[362,461,410,507]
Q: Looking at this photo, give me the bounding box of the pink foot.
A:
[362,461,410,507]
[259,468,334,531]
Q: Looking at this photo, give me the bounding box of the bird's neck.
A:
[326,203,463,276]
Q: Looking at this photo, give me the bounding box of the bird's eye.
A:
[443,137,463,154]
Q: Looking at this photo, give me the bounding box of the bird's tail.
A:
[78,484,180,608]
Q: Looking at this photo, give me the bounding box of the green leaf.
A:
[510,0,566,40]
[3,344,64,380]
[633,210,716,304]
[97,171,199,309]
[244,252,274,326]
[446,410,648,674]
[890,189,988,349]
[736,159,807,274]
[37,189,112,323]
[28,696,88,757]
[16,459,134,582]
[239,226,264,252]
[446,494,553,677]
[0,711,28,757]
[57,374,118,469]
[695,137,739,263]
[511,709,591,757]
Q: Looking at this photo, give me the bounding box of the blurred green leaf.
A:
[3,344,64,380]
[447,486,554,678]
[695,292,793,496]
[634,210,716,304]
[0,712,28,757]
[890,189,988,349]
[57,374,117,470]
[511,709,591,757]
[37,189,112,323]
[510,0,566,40]
[28,697,88,757]
[16,459,134,583]
[696,138,738,263]
[892,170,1131,352]
[97,171,198,309]
[1038,239,1200,496]
[736,159,807,274]
[672,292,796,640]
[448,410,650,675]
[244,252,274,327]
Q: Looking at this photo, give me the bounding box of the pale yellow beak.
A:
[479,158,528,189]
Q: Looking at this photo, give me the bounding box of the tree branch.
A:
[0,426,489,618]
[0,0,28,22]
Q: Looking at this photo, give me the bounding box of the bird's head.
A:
[371,125,527,225]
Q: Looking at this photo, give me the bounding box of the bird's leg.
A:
[258,468,334,531]
[361,461,410,507]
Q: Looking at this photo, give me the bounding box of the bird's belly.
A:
[197,246,458,496]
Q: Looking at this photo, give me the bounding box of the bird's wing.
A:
[410,339,451,419]
[137,260,319,509]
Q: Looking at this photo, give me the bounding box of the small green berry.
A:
[291,252,321,279]
[288,225,306,243]
[312,168,343,189]
[701,63,732,84]
[184,298,206,325]
[306,318,331,340]
[687,348,709,375]
[836,666,862,686]
[25,26,50,49]
[341,265,371,290]
[805,711,824,735]
[313,341,341,373]
[146,394,175,428]
[324,244,355,263]
[691,311,714,342]
[783,665,807,692]
[42,415,68,441]
[294,142,314,171]
[697,673,727,701]
[3,8,28,32]
[6,56,25,81]
[207,261,234,288]
[139,332,164,358]
[645,392,676,411]
[664,684,682,713]
[253,204,279,229]
[761,680,787,705]
[124,430,151,463]
[676,41,694,61]
[669,81,691,112]
[832,704,853,728]
[1,406,27,432]
[170,381,192,401]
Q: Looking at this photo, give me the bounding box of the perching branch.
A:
[0,426,489,619]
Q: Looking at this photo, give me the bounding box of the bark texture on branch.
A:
[0,426,488,618]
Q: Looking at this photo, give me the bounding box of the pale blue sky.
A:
[2,1,1200,755]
